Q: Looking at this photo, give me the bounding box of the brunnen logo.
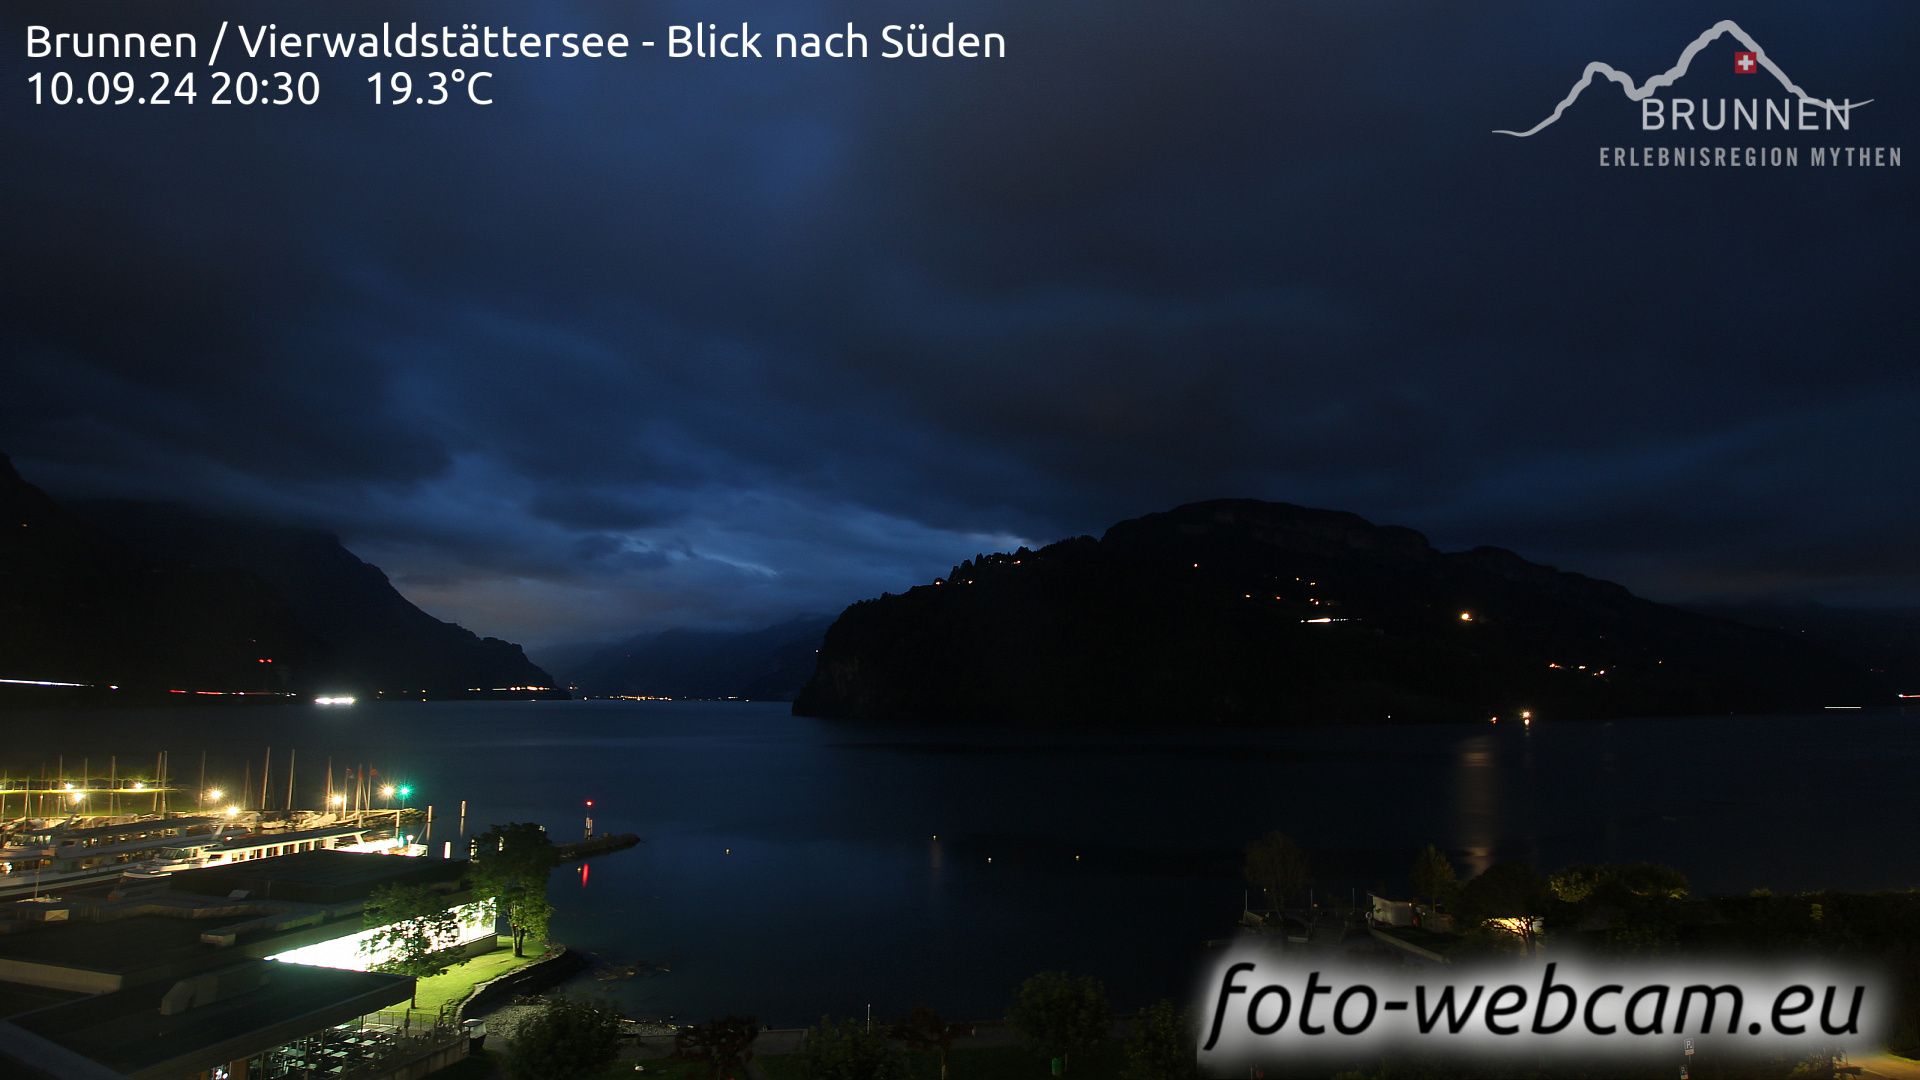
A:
[1495,19,1902,168]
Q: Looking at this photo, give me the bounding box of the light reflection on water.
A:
[5,700,1916,1023]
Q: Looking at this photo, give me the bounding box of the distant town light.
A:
[69,791,85,804]
[207,788,223,801]
[315,695,357,706]
[1459,611,1474,622]
[131,781,145,791]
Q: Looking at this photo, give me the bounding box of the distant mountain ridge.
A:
[0,454,556,701]
[795,499,1891,725]
[557,615,833,700]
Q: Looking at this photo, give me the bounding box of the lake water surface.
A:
[8,701,1917,1024]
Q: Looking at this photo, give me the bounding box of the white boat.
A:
[0,815,234,900]
[0,813,422,898]
[125,819,415,878]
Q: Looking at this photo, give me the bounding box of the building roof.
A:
[172,849,464,905]
[0,853,469,993]
[0,982,81,1019]
[0,960,412,1079]
[0,914,218,976]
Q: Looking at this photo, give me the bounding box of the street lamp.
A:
[380,784,395,808]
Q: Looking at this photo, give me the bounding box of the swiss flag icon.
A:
[1734,50,1759,74]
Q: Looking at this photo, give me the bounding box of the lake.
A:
[4,700,1917,1025]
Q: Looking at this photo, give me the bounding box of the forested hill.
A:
[0,453,556,702]
[794,500,1889,725]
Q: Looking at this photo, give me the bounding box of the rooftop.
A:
[0,914,230,976]
[1,960,411,1078]
[172,849,463,904]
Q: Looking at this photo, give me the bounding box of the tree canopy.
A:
[1456,862,1549,953]
[800,1017,908,1080]
[1121,999,1201,1080]
[469,821,559,957]
[673,1015,759,1079]
[890,1007,970,1080]
[1243,831,1311,913]
[360,882,460,1006]
[1009,971,1110,1074]
[502,996,622,1080]
[1410,843,1458,909]
[1548,862,1689,904]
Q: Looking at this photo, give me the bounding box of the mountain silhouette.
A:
[794,500,1889,725]
[0,454,556,703]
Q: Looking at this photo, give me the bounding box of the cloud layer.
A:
[6,0,1917,651]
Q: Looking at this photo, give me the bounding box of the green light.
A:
[398,786,412,799]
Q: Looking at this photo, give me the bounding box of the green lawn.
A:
[407,936,546,1022]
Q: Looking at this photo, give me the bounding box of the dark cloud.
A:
[4,0,1916,651]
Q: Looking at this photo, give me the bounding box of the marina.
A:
[0,746,437,902]
[0,810,420,901]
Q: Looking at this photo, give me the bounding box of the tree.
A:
[1456,863,1549,954]
[1008,972,1110,1075]
[1121,999,1200,1080]
[361,883,460,1007]
[513,891,554,953]
[674,1015,759,1080]
[470,822,559,957]
[891,1006,971,1080]
[1549,862,1689,904]
[1410,844,1458,910]
[503,996,622,1080]
[801,1017,909,1080]
[1243,831,1311,914]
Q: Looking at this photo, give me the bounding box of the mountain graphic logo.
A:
[1495,19,1867,137]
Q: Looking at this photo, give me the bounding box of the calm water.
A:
[6,701,1918,1024]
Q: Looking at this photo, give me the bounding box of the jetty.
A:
[556,833,640,862]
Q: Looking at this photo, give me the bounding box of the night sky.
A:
[5,1,1916,652]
